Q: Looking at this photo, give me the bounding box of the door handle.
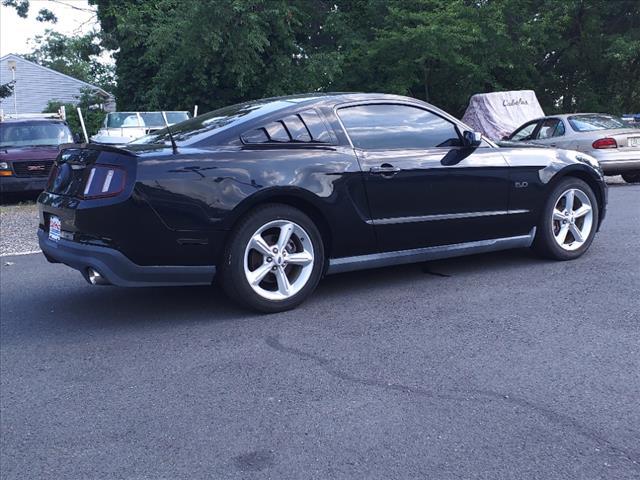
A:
[370,164,400,175]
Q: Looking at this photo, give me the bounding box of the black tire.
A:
[533,177,599,261]
[621,172,640,183]
[220,204,325,313]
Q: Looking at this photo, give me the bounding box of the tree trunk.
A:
[423,62,430,102]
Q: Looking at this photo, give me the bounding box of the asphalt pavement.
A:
[1,185,639,479]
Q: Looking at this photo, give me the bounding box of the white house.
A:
[0,54,115,115]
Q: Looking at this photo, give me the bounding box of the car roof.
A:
[542,113,618,121]
[242,92,461,128]
[127,92,477,150]
[242,92,438,108]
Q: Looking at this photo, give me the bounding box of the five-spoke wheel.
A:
[534,177,599,260]
[221,204,324,312]
[551,188,594,251]
[244,220,315,301]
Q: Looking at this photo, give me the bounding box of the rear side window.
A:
[298,111,331,143]
[241,128,269,143]
[536,119,565,139]
[283,115,311,142]
[240,110,331,144]
[264,121,290,142]
[337,104,461,149]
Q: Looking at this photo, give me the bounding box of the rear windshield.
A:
[0,121,73,147]
[131,100,292,146]
[568,115,630,132]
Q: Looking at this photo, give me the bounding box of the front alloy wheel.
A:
[551,188,594,251]
[533,177,599,260]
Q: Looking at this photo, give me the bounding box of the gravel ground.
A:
[606,174,626,185]
[0,202,40,256]
[0,176,632,257]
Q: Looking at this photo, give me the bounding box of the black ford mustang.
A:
[38,93,607,312]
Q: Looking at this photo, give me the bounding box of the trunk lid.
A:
[609,129,640,149]
[47,144,137,197]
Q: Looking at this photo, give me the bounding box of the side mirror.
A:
[463,130,482,148]
[73,133,82,143]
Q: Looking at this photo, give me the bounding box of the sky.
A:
[0,0,98,57]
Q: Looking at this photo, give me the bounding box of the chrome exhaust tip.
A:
[87,268,109,285]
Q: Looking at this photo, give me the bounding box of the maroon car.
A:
[0,118,74,194]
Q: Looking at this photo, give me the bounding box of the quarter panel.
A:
[134,145,377,259]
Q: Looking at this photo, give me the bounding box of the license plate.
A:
[49,216,61,241]
[629,137,640,147]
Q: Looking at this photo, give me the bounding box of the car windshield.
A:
[106,113,143,128]
[568,115,631,132]
[131,100,292,146]
[0,121,73,147]
[139,112,190,128]
[106,112,191,129]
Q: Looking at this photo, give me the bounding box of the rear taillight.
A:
[82,165,126,198]
[592,137,617,149]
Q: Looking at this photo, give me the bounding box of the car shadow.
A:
[317,247,541,298]
[3,248,545,342]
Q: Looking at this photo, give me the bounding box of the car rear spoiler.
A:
[57,142,138,157]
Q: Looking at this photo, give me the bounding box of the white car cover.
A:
[461,90,545,140]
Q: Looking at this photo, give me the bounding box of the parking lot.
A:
[1,183,639,479]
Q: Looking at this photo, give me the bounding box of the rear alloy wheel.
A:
[244,220,315,301]
[533,178,599,260]
[621,172,640,183]
[221,204,324,312]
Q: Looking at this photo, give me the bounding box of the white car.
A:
[507,113,640,183]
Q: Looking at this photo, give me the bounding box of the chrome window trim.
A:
[327,228,536,274]
[556,119,567,137]
[333,106,355,149]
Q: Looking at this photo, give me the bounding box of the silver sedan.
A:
[507,113,640,183]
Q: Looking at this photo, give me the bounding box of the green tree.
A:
[89,0,640,116]
[326,0,489,114]
[2,0,57,22]
[44,89,107,138]
[25,30,115,91]
[524,0,640,114]
[0,81,15,99]
[92,0,340,110]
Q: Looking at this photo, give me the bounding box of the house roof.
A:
[0,53,114,99]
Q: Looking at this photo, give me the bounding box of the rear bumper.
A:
[587,150,640,174]
[599,159,640,174]
[38,228,215,287]
[0,176,47,193]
